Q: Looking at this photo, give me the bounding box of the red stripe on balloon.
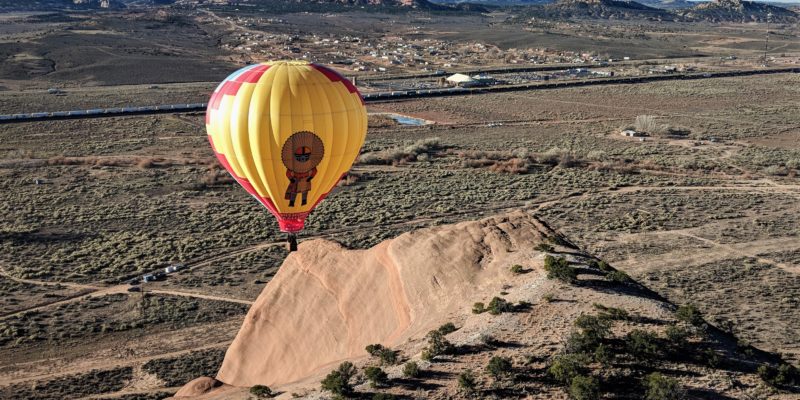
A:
[236,64,271,83]
[207,136,281,218]
[310,64,364,105]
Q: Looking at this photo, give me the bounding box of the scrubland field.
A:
[1,70,799,398]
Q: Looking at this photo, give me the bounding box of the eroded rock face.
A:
[174,377,222,398]
[215,212,550,387]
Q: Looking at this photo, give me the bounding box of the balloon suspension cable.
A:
[287,233,298,252]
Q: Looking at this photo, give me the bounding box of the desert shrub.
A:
[368,114,399,128]
[764,165,788,176]
[606,270,630,283]
[510,264,524,274]
[575,315,611,341]
[142,348,225,387]
[559,153,581,168]
[675,304,703,326]
[321,362,356,396]
[586,150,607,162]
[402,361,420,378]
[634,115,661,134]
[702,348,721,368]
[372,394,396,400]
[489,158,529,174]
[549,353,590,385]
[593,303,629,321]
[569,375,600,400]
[543,293,555,302]
[472,302,486,314]
[249,385,273,398]
[625,329,661,362]
[358,138,442,165]
[593,343,612,366]
[566,331,598,355]
[486,356,513,379]
[596,261,612,272]
[2,367,133,400]
[366,344,398,365]
[364,366,389,388]
[421,349,433,361]
[424,330,454,360]
[544,255,577,283]
[539,147,569,165]
[438,322,457,335]
[458,369,477,392]
[665,324,690,349]
[758,363,799,387]
[487,297,514,315]
[645,373,686,400]
[535,242,555,252]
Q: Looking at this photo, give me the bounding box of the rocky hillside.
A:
[520,0,678,20]
[680,0,799,22]
[175,212,800,399]
[284,0,488,11]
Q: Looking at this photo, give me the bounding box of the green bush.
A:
[364,366,389,388]
[372,394,396,400]
[249,385,273,398]
[593,343,612,366]
[548,353,590,385]
[606,270,630,283]
[569,375,600,400]
[675,304,703,326]
[472,302,485,314]
[510,264,525,274]
[565,331,598,355]
[596,261,612,272]
[543,293,555,302]
[574,315,611,342]
[544,255,577,283]
[438,322,457,335]
[535,242,554,252]
[365,344,397,365]
[625,329,661,362]
[402,361,420,378]
[665,324,690,348]
[486,356,513,379]
[424,330,454,360]
[645,373,686,400]
[758,363,799,387]
[487,297,514,315]
[321,362,356,396]
[592,303,629,321]
[458,369,477,392]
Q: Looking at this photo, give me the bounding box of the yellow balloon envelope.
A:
[206,61,367,233]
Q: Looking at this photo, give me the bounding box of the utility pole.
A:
[763,12,772,67]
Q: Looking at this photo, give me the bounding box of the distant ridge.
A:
[680,0,799,22]
[520,0,679,20]
[287,0,489,11]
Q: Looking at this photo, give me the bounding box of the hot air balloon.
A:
[205,61,367,251]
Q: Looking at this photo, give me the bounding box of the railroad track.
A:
[1,67,798,124]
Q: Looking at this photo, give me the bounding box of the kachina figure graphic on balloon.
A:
[281,131,324,207]
[205,60,367,251]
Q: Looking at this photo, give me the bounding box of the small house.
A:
[621,130,646,137]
